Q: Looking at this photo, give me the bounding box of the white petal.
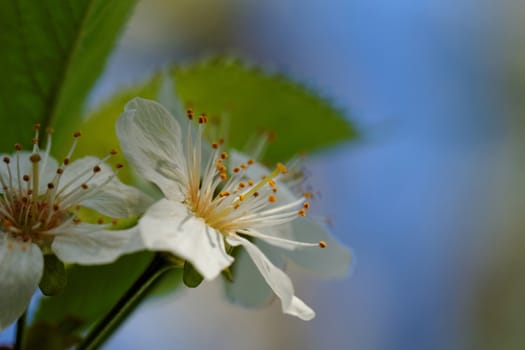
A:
[117,98,187,201]
[139,199,233,280]
[57,156,153,217]
[0,238,43,330]
[286,218,352,278]
[225,240,283,307]
[227,235,315,320]
[51,224,144,265]
[156,78,214,170]
[58,156,113,188]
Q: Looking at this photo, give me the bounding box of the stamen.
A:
[319,240,327,248]
[235,230,322,248]
[186,108,194,120]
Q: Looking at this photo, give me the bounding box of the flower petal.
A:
[286,218,352,278]
[58,156,153,217]
[117,98,187,200]
[0,238,43,330]
[227,235,315,320]
[225,240,283,307]
[139,199,233,280]
[51,224,144,265]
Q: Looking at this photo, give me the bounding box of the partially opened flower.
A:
[117,97,344,320]
[0,126,152,330]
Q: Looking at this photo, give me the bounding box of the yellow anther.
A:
[212,142,219,149]
[186,108,194,120]
[277,162,287,174]
[233,167,240,173]
[238,182,246,189]
[319,241,327,248]
[268,195,277,203]
[30,154,41,163]
[248,159,254,165]
[248,180,254,186]
[220,172,228,180]
[298,209,307,216]
[303,202,310,209]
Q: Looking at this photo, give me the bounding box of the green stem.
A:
[14,311,26,350]
[76,253,174,350]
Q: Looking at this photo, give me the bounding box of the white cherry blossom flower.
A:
[117,98,338,320]
[0,126,152,330]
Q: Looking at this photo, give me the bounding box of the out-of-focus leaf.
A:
[28,251,154,348]
[24,317,83,350]
[0,0,137,151]
[71,58,356,170]
[171,58,357,163]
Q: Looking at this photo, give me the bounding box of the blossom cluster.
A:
[0,97,350,330]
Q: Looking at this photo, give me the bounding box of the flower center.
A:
[181,111,323,247]
[0,125,120,246]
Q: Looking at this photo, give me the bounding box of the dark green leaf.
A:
[183,261,204,288]
[28,251,154,346]
[39,254,67,296]
[0,0,138,151]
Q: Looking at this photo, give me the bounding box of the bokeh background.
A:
[4,0,525,349]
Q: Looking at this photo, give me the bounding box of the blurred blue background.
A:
[4,0,525,349]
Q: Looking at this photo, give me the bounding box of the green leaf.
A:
[183,261,204,288]
[67,58,356,171]
[28,251,154,348]
[0,0,138,151]
[171,58,357,163]
[39,254,67,296]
